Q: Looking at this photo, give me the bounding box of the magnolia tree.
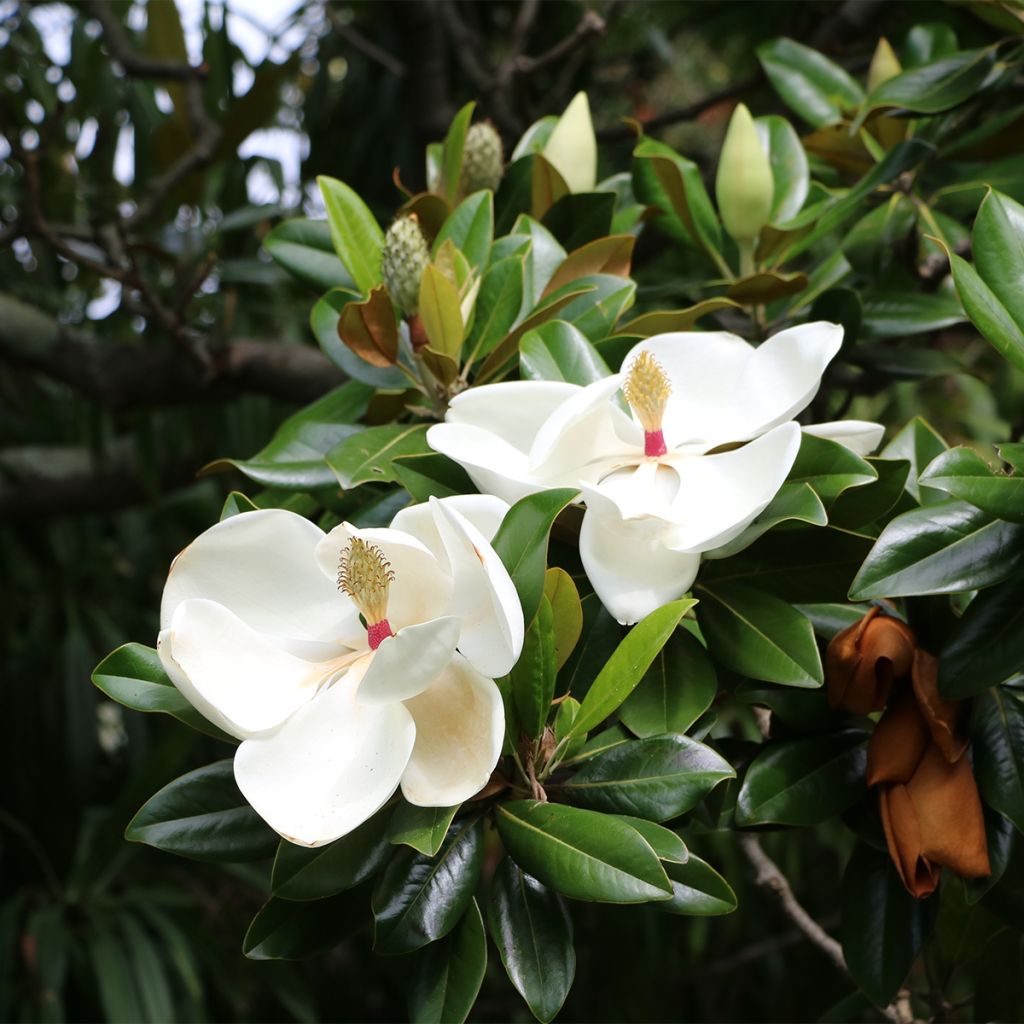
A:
[94,26,1024,1024]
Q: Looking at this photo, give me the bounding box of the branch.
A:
[513,8,606,76]
[87,0,209,81]
[326,8,407,77]
[739,835,906,1024]
[0,295,345,410]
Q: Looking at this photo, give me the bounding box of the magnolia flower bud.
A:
[867,37,902,92]
[381,215,430,316]
[715,102,774,244]
[460,122,504,195]
[825,607,916,715]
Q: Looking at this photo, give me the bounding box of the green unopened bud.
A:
[460,122,504,194]
[715,103,774,244]
[868,37,902,92]
[381,215,430,316]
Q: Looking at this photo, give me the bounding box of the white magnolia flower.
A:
[429,322,883,624]
[157,496,524,847]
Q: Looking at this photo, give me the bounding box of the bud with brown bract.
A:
[825,607,916,715]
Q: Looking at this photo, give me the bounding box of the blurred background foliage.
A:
[1,1,1020,1020]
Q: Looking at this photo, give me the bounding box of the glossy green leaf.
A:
[563,733,734,821]
[618,299,740,337]
[93,643,234,743]
[736,730,868,826]
[509,214,566,306]
[419,263,465,360]
[971,688,1024,835]
[520,320,611,385]
[949,250,1024,373]
[881,416,948,503]
[695,582,823,687]
[243,888,366,960]
[1001,443,1024,473]
[544,567,583,672]
[409,899,486,1024]
[440,101,476,203]
[317,176,384,296]
[391,452,476,503]
[727,270,809,305]
[512,595,557,738]
[710,482,828,562]
[755,114,809,223]
[204,381,373,488]
[861,291,966,337]
[552,274,636,340]
[435,191,493,271]
[920,446,1024,523]
[494,801,672,904]
[389,802,460,858]
[372,817,483,955]
[327,424,431,489]
[619,629,718,738]
[658,855,737,916]
[788,432,877,504]
[903,24,958,67]
[826,458,910,530]
[464,254,526,360]
[311,288,408,388]
[126,760,277,862]
[264,217,356,291]
[940,575,1024,698]
[220,491,259,519]
[970,187,1024,334]
[487,858,575,1024]
[271,809,392,900]
[541,192,615,251]
[618,818,689,863]
[570,600,694,737]
[859,48,995,124]
[757,37,865,128]
[848,499,1024,599]
[491,488,579,625]
[841,843,934,1005]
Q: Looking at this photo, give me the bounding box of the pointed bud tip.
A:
[715,102,774,244]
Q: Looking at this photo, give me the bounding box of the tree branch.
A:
[513,8,606,77]
[0,295,345,410]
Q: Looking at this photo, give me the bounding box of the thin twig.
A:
[514,8,606,76]
[327,9,407,77]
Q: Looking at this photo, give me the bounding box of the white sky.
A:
[27,0,309,208]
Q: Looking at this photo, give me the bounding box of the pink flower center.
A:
[644,429,668,458]
[367,619,396,650]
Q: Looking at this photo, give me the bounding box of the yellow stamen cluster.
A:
[622,350,672,434]
[337,537,394,626]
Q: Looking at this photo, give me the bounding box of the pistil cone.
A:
[825,606,916,715]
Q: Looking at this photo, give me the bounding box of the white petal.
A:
[400,655,504,807]
[390,494,511,566]
[315,524,453,638]
[445,380,579,450]
[542,91,597,194]
[632,332,754,446]
[578,491,701,625]
[429,498,524,677]
[235,659,415,847]
[728,321,844,438]
[803,420,885,456]
[528,375,637,486]
[586,460,680,523]
[663,422,802,553]
[356,616,460,704]
[427,422,548,505]
[160,509,348,643]
[159,598,355,739]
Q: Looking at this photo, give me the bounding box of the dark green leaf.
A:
[487,859,574,1024]
[93,643,234,743]
[881,417,948,503]
[971,688,1024,835]
[849,499,1024,599]
[372,817,484,955]
[389,803,460,857]
[391,453,476,503]
[658,855,737,916]
[435,190,493,271]
[756,114,810,223]
[244,888,366,960]
[570,600,695,737]
[318,176,384,296]
[205,381,373,489]
[492,488,579,625]
[619,629,717,738]
[841,843,935,1005]
[562,734,734,821]
[126,760,277,862]
[272,808,392,900]
[695,582,823,687]
[861,291,966,337]
[617,818,689,863]
[494,801,672,904]
[736,730,868,826]
[788,432,877,504]
[409,899,486,1024]
[264,217,356,291]
[827,458,911,530]
[511,595,557,738]
[949,247,1024,373]
[327,424,431,489]
[520,320,612,385]
[940,575,1024,697]
[921,446,1024,523]
[541,192,615,250]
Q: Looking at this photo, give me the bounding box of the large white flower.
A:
[157,496,524,847]
[429,322,883,624]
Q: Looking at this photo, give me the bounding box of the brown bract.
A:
[825,606,916,715]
